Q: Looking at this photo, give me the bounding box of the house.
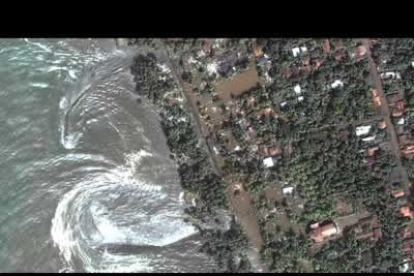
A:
[310,221,339,243]
[333,39,345,51]
[397,118,405,125]
[387,92,405,104]
[263,157,275,168]
[381,71,401,80]
[399,227,414,239]
[372,89,381,106]
[282,186,294,195]
[364,156,376,166]
[379,120,387,129]
[269,147,282,156]
[294,84,302,95]
[402,238,414,252]
[282,67,292,79]
[302,56,310,66]
[254,47,263,58]
[362,136,376,142]
[392,189,406,198]
[292,47,301,57]
[356,45,367,60]
[202,40,212,55]
[400,205,414,219]
[298,96,304,102]
[331,80,344,89]
[399,134,410,146]
[366,146,379,157]
[313,59,323,69]
[356,125,372,136]
[334,52,346,62]
[402,145,414,156]
[397,100,406,111]
[393,109,404,117]
[322,39,331,53]
[292,46,307,57]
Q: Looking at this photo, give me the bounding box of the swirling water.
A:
[0,39,216,272]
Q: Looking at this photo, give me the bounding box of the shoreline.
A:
[128,43,255,272]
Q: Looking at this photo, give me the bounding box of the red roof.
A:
[322,39,331,53]
[397,100,405,111]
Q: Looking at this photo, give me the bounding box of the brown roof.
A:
[399,227,413,239]
[302,56,310,66]
[399,134,410,146]
[372,89,381,106]
[247,97,256,107]
[334,52,346,62]
[310,222,338,243]
[387,92,405,104]
[392,189,405,198]
[254,47,263,57]
[202,40,212,54]
[392,109,404,117]
[356,45,366,59]
[379,120,387,129]
[366,146,379,157]
[282,66,292,79]
[397,100,406,111]
[268,147,282,156]
[322,39,331,53]
[334,39,345,51]
[313,59,323,69]
[400,205,414,219]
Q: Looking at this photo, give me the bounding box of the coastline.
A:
[127,41,254,272]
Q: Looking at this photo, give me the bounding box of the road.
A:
[362,38,410,189]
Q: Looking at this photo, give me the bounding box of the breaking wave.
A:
[51,46,207,272]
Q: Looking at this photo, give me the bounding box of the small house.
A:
[310,221,339,243]
[282,186,294,195]
[362,135,376,142]
[322,39,331,53]
[400,205,414,219]
[263,157,275,168]
[356,125,372,136]
[331,80,344,89]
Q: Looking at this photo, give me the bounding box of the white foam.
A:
[30,82,49,88]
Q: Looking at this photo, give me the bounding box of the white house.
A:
[362,135,376,142]
[292,47,301,57]
[356,125,372,136]
[298,96,304,102]
[280,101,287,108]
[292,46,307,57]
[263,157,275,168]
[282,186,294,195]
[331,80,344,89]
[294,84,302,95]
[381,71,401,80]
[397,118,405,125]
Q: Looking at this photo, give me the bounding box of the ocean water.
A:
[0,38,216,272]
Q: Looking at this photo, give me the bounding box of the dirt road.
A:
[363,38,410,189]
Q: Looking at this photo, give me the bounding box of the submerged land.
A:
[125,38,414,273]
